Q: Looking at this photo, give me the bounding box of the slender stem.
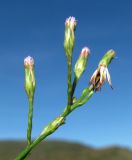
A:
[71,77,78,99]
[71,90,94,111]
[70,85,93,109]
[15,87,94,160]
[67,59,72,109]
[27,98,34,146]
[15,128,59,160]
[15,116,65,160]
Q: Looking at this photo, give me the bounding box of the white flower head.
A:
[24,56,34,68]
[65,16,77,30]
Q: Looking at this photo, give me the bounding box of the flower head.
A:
[90,49,116,91]
[80,47,90,58]
[65,16,77,31]
[74,47,90,80]
[24,56,36,98]
[24,56,34,68]
[64,16,77,59]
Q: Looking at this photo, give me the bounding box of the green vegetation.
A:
[0,140,131,160]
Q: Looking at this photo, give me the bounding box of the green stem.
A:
[15,116,65,160]
[27,98,34,146]
[15,87,94,160]
[67,59,72,110]
[71,77,78,99]
[72,85,93,105]
[71,90,94,111]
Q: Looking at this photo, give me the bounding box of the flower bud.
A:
[64,16,77,59]
[74,47,90,80]
[24,56,36,99]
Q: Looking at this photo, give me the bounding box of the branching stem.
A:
[15,87,94,160]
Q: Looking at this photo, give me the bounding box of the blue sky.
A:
[0,0,132,149]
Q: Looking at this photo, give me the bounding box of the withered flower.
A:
[90,49,116,91]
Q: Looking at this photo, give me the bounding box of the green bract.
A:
[74,47,90,80]
[64,17,76,60]
[24,68,35,99]
[99,49,116,67]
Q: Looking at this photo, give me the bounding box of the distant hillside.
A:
[0,140,132,160]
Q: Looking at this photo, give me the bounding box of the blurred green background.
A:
[0,141,132,160]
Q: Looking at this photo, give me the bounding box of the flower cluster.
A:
[15,16,116,160]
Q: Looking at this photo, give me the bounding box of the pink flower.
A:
[80,47,90,58]
[65,16,77,30]
[24,56,34,68]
